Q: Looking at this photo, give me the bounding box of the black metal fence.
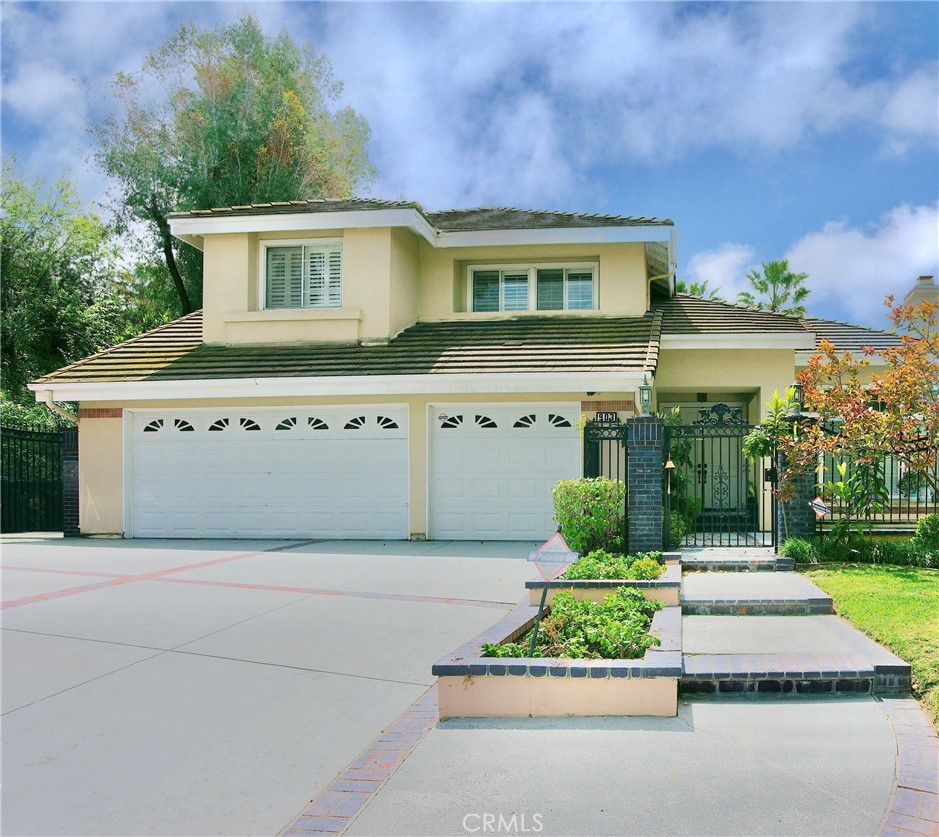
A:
[583,419,629,547]
[815,450,938,532]
[1,425,64,533]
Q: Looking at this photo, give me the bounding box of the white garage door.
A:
[128,407,408,539]
[429,404,582,540]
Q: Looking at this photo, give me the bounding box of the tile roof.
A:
[425,207,673,231]
[167,199,673,231]
[167,198,420,219]
[36,311,660,385]
[653,294,808,334]
[35,296,899,388]
[800,317,902,353]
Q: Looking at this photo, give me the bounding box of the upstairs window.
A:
[263,241,342,309]
[469,263,597,312]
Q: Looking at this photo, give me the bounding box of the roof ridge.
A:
[799,314,893,337]
[669,293,815,322]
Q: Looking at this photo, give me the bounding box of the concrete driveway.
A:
[1,537,537,837]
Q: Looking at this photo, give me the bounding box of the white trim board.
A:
[661,333,814,350]
[32,371,653,403]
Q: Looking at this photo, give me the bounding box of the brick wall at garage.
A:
[79,408,122,419]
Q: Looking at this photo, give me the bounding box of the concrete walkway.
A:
[301,551,936,837]
[344,698,898,836]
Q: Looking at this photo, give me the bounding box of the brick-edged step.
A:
[680,571,833,615]
[681,652,911,696]
[681,615,912,697]
[681,653,876,696]
[682,555,794,573]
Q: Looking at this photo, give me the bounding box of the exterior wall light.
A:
[639,374,653,416]
[791,381,805,415]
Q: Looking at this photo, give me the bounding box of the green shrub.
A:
[665,510,686,549]
[780,537,819,563]
[562,549,664,581]
[627,556,666,579]
[813,533,938,569]
[914,513,939,550]
[552,477,627,554]
[482,589,662,660]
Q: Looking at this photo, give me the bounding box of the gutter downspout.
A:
[44,391,78,424]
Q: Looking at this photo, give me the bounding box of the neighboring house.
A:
[29,200,906,542]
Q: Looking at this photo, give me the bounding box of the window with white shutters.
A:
[264,242,342,309]
[469,263,596,312]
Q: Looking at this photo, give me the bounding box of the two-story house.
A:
[30,200,906,542]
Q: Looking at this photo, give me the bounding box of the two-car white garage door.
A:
[129,407,409,539]
[127,403,581,540]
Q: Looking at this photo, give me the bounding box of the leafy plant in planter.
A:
[482,589,662,660]
[562,549,664,581]
[552,477,627,554]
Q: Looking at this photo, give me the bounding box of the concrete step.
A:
[682,555,794,573]
[681,614,912,698]
[680,652,910,696]
[680,571,833,615]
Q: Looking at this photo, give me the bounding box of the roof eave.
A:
[168,209,676,249]
[30,370,653,403]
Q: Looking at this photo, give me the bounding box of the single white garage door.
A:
[429,404,582,540]
[128,407,408,538]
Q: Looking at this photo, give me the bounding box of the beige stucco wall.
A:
[77,391,623,537]
[197,230,651,346]
[388,227,421,338]
[78,416,124,535]
[655,348,797,421]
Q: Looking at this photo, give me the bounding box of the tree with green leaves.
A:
[675,278,722,299]
[92,15,375,315]
[1,158,125,425]
[737,259,810,316]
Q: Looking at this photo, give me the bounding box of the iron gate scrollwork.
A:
[664,404,776,547]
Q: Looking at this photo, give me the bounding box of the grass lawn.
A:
[801,564,939,727]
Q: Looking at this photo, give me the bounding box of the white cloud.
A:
[684,244,758,301]
[785,203,939,324]
[307,2,938,207]
[1,2,935,217]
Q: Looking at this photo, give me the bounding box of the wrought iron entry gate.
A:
[664,404,776,547]
[1,425,64,533]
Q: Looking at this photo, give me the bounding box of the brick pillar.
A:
[776,449,816,542]
[61,426,80,537]
[626,416,664,554]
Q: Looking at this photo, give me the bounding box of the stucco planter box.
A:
[525,563,681,606]
[432,603,681,718]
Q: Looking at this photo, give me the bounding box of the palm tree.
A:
[675,279,722,299]
[737,259,810,316]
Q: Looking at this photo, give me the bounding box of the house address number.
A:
[596,411,619,423]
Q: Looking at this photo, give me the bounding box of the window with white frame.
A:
[263,241,342,309]
[468,263,597,312]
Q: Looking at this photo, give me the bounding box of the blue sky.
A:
[2,1,937,327]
